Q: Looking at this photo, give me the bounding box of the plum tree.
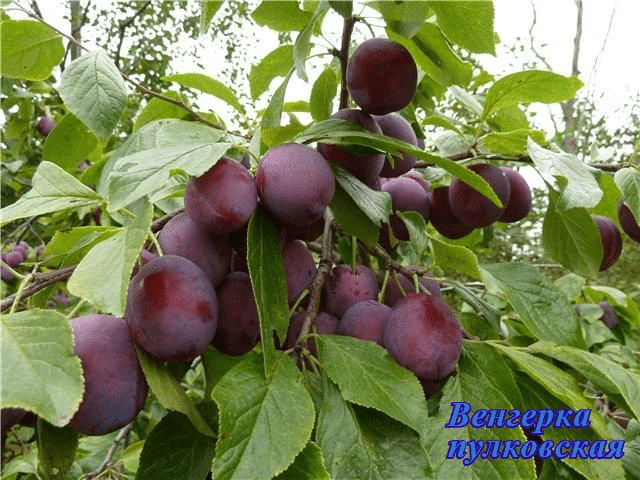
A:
[373,113,418,177]
[598,301,618,328]
[184,157,258,235]
[384,293,462,382]
[428,186,474,239]
[68,315,148,436]
[317,108,385,188]
[322,264,379,318]
[618,201,640,243]
[592,215,623,271]
[282,239,317,306]
[337,300,391,346]
[212,272,260,356]
[383,272,441,308]
[346,38,417,115]
[381,177,430,241]
[449,163,511,228]
[499,167,532,223]
[158,212,231,288]
[125,255,218,363]
[36,116,55,136]
[256,143,335,225]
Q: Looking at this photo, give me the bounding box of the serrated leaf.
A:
[251,0,313,31]
[212,354,315,480]
[42,113,99,171]
[479,129,545,155]
[399,211,429,257]
[247,209,290,374]
[482,70,583,120]
[615,167,640,222]
[199,0,223,33]
[481,263,586,348]
[36,418,78,480]
[374,0,430,38]
[275,441,330,480]
[59,49,128,139]
[136,402,217,480]
[310,66,338,121]
[0,310,84,427]
[133,91,191,131]
[430,236,481,279]
[318,335,428,434]
[44,226,120,268]
[429,0,496,54]
[447,280,503,332]
[528,138,602,209]
[0,161,104,226]
[249,45,294,100]
[0,19,64,80]
[163,72,245,114]
[67,201,152,316]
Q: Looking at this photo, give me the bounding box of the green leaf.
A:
[199,0,223,33]
[423,342,535,479]
[135,345,214,437]
[318,335,428,434]
[482,70,583,120]
[162,72,245,114]
[212,354,315,480]
[36,419,78,480]
[133,91,191,131]
[107,142,231,211]
[247,210,290,374]
[310,65,338,122]
[479,129,545,155]
[375,0,430,38]
[0,19,64,80]
[488,104,530,131]
[0,310,84,427]
[592,171,622,222]
[59,49,128,139]
[261,69,295,129]
[275,442,330,480]
[249,45,294,100]
[293,1,328,82]
[201,347,257,400]
[398,211,429,257]
[136,402,217,480]
[430,236,481,279]
[541,193,603,278]
[329,0,351,18]
[42,113,99,171]
[316,379,429,480]
[447,280,502,332]
[481,263,586,348]
[44,226,120,268]
[615,167,640,222]
[251,0,313,31]
[0,161,104,226]
[490,343,610,439]
[429,0,496,54]
[261,124,308,148]
[528,138,602,209]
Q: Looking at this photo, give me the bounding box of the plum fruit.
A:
[384,293,462,382]
[285,217,325,242]
[37,116,55,136]
[598,301,617,329]
[592,215,622,271]
[322,264,379,319]
[4,250,23,268]
[284,311,339,357]
[125,255,218,363]
[257,143,335,226]
[317,108,385,188]
[338,300,391,346]
[346,38,417,115]
[212,272,260,356]
[68,315,148,436]
[499,167,532,223]
[383,273,441,308]
[401,170,430,193]
[618,201,640,243]
[381,177,431,241]
[282,240,317,305]
[158,212,231,288]
[373,112,418,177]
[184,157,258,235]
[449,163,511,228]
[428,186,474,239]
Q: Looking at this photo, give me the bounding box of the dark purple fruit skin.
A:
[132,249,158,277]
[384,293,462,382]
[184,157,258,235]
[618,202,640,243]
[383,273,441,308]
[499,167,532,223]
[257,143,335,226]
[322,264,380,319]
[346,38,417,116]
[37,116,55,136]
[4,250,23,268]
[598,301,618,329]
[449,164,511,228]
[374,113,418,177]
[125,255,218,363]
[338,300,391,346]
[381,177,431,241]
[593,215,623,272]
[68,315,148,436]
[420,379,441,398]
[416,137,425,150]
[317,109,385,188]
[284,311,339,356]
[401,170,430,193]
[428,187,474,239]
[212,272,260,356]
[282,240,317,305]
[2,408,27,447]
[158,212,231,288]
[285,218,324,242]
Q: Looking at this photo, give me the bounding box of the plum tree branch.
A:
[338,15,357,109]
[114,0,152,69]
[86,422,133,480]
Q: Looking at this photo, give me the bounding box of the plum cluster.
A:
[1,241,31,282]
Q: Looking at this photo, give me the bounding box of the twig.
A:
[1,266,76,312]
[114,0,152,69]
[338,15,357,109]
[86,422,133,480]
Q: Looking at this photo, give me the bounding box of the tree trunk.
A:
[69,0,83,61]
[560,0,583,153]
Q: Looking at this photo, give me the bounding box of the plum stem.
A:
[378,269,390,304]
[9,274,33,315]
[351,235,358,273]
